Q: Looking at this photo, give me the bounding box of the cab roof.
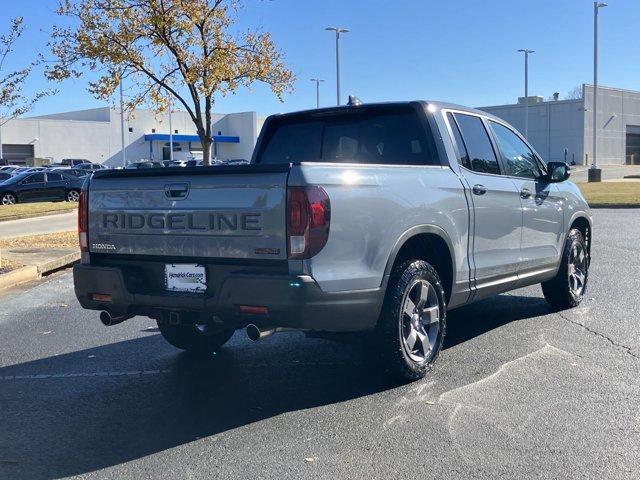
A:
[269,100,502,123]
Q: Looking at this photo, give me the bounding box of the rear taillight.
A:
[287,186,331,259]
[78,182,89,252]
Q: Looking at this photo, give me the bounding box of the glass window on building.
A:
[626,126,640,165]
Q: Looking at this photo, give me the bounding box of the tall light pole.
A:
[325,27,349,105]
[168,95,173,162]
[590,1,607,182]
[119,77,126,167]
[310,78,325,108]
[517,49,534,140]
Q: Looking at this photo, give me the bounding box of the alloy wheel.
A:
[568,242,587,298]
[67,190,80,202]
[1,194,16,205]
[400,279,441,363]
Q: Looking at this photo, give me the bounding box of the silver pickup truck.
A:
[73,101,592,381]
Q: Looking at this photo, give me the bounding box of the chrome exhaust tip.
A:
[246,324,277,341]
[100,310,132,327]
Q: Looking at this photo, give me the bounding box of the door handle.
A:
[472,184,487,196]
[520,188,532,199]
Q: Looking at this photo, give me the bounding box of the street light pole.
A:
[590,1,607,182]
[325,27,349,105]
[168,96,173,162]
[517,49,534,140]
[119,77,126,167]
[310,78,325,108]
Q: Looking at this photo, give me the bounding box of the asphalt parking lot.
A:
[0,209,638,480]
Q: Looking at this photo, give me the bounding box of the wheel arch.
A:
[569,213,592,257]
[382,225,456,304]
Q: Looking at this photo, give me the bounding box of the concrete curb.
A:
[0,208,77,223]
[0,265,39,291]
[0,251,80,291]
[589,204,640,209]
[35,251,80,276]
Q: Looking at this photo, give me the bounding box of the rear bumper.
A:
[73,263,383,332]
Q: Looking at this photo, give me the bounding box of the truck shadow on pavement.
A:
[0,293,552,479]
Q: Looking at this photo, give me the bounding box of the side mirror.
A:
[546,162,570,183]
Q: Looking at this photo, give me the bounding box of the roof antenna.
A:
[347,95,363,106]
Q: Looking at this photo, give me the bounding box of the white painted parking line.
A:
[0,361,361,381]
[0,369,171,380]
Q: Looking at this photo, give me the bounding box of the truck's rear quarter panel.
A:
[289,163,471,295]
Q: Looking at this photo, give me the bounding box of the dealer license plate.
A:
[165,264,207,293]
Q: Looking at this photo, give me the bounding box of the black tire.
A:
[542,228,589,310]
[157,320,235,355]
[1,192,17,205]
[377,259,447,382]
[66,189,80,202]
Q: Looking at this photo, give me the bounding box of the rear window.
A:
[256,106,438,166]
[46,172,64,181]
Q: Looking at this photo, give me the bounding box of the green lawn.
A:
[0,202,77,221]
[578,182,640,206]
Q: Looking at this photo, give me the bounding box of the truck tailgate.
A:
[87,165,289,260]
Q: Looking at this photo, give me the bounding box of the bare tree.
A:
[564,86,583,100]
[0,17,52,158]
[46,0,295,165]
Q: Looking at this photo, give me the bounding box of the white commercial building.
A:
[480,84,640,165]
[0,107,265,166]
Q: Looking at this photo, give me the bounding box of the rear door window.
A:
[452,113,500,175]
[257,106,438,166]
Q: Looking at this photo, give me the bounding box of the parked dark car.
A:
[125,161,165,169]
[61,158,92,167]
[0,166,26,173]
[166,160,203,167]
[51,167,90,178]
[76,163,108,171]
[165,160,187,167]
[223,158,249,166]
[0,171,83,205]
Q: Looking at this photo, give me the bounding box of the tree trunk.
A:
[201,136,213,166]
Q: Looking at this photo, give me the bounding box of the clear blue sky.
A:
[2,0,639,117]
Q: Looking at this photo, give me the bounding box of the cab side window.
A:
[452,113,500,175]
[489,121,542,179]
